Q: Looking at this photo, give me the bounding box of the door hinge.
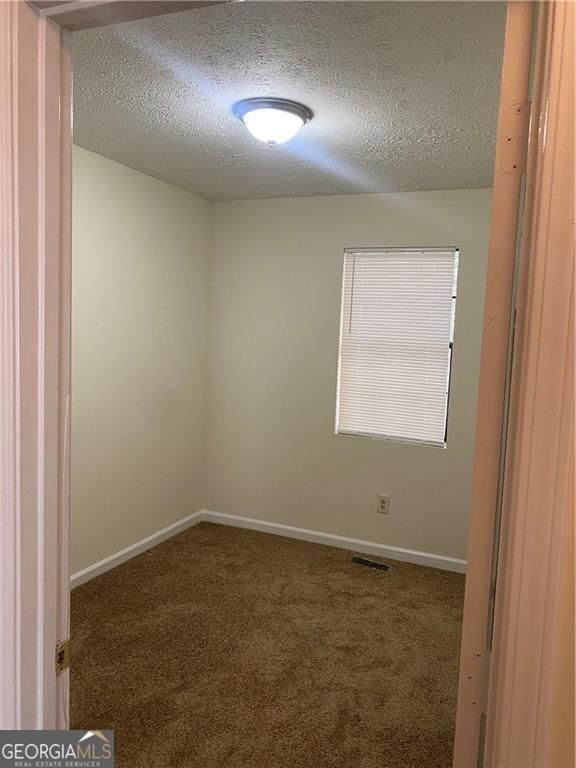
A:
[501,101,531,175]
[55,638,71,675]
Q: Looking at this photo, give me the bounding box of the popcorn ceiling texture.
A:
[72,1,505,201]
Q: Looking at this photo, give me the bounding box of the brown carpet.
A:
[71,522,465,768]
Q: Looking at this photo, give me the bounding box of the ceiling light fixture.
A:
[233,98,313,146]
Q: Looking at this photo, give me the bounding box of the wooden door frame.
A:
[1,1,573,764]
[454,2,575,764]
[484,1,574,764]
[0,0,72,729]
[453,3,534,763]
[28,0,224,30]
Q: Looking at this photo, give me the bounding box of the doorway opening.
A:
[67,3,511,766]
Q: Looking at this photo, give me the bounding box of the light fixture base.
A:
[232,97,313,125]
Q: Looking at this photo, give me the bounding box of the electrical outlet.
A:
[377,494,391,515]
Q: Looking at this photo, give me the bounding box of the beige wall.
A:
[71,146,209,573]
[72,153,491,569]
[204,190,491,560]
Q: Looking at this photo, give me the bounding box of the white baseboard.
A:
[71,508,466,587]
[70,510,204,589]
[201,510,467,574]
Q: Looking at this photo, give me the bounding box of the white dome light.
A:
[233,98,313,145]
[243,108,304,144]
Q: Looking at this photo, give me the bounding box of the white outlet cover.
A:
[377,495,391,514]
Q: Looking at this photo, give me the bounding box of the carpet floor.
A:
[71,523,465,768]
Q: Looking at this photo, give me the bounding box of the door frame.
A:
[0,0,72,728]
[484,1,574,763]
[454,2,574,764]
[1,1,573,764]
[453,3,534,763]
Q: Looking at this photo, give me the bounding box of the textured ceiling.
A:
[72,1,505,201]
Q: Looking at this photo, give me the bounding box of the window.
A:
[336,247,459,447]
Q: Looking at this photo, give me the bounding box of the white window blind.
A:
[336,248,459,447]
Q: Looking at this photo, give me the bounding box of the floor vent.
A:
[351,556,391,572]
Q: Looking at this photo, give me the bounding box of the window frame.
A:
[334,246,460,448]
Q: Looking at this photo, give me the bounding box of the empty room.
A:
[69,2,504,766]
